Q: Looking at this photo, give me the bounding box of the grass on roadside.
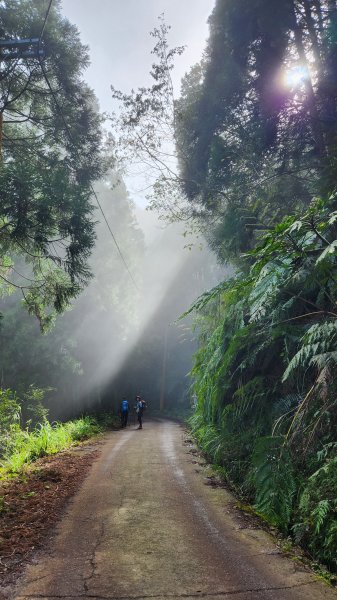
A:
[0,416,103,479]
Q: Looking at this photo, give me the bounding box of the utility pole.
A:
[0,111,2,160]
[159,326,169,412]
[0,38,45,60]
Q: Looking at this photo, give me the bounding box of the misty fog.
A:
[0,175,226,420]
[0,0,224,422]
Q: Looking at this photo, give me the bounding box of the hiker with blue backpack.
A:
[120,398,129,428]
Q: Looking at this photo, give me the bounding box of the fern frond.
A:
[179,277,239,318]
[249,260,290,322]
[283,320,337,381]
[271,394,302,436]
[312,499,330,534]
[253,436,296,530]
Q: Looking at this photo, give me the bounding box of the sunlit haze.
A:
[0,1,224,420]
[58,1,221,415]
[284,65,309,88]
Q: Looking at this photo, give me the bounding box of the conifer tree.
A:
[0,0,104,327]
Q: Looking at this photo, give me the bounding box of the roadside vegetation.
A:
[180,1,337,574]
[0,387,107,479]
[187,197,337,573]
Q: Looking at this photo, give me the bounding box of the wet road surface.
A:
[14,420,337,600]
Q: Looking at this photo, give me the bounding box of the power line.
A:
[39,60,138,289]
[91,187,139,289]
[39,0,53,45]
[37,8,139,290]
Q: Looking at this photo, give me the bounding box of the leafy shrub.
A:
[294,452,337,570]
[0,388,21,431]
[252,436,296,531]
[23,385,51,427]
[187,197,337,568]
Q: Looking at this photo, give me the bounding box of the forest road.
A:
[14,420,337,600]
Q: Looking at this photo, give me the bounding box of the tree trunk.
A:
[291,3,327,158]
[159,327,168,411]
[302,0,323,71]
[311,0,324,38]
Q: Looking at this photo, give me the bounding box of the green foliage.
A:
[188,195,337,569]
[294,453,337,570]
[174,0,337,263]
[283,321,337,380]
[23,385,51,427]
[252,436,296,530]
[0,388,21,432]
[0,384,103,478]
[64,416,102,442]
[0,415,102,478]
[193,424,226,465]
[0,388,21,456]
[0,0,104,323]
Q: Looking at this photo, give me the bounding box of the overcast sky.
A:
[61,0,214,113]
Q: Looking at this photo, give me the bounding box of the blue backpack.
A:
[121,399,129,412]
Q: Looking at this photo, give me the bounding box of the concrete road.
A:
[14,420,337,600]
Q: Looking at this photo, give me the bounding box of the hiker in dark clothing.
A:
[135,395,146,429]
[120,398,129,428]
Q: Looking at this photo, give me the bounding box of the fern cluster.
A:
[253,436,296,531]
[188,196,337,570]
[294,453,337,570]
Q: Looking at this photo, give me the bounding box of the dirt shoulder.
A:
[0,439,102,597]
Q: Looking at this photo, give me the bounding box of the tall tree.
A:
[0,0,104,327]
[176,0,337,260]
[110,18,189,224]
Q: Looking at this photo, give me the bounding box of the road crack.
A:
[83,520,106,594]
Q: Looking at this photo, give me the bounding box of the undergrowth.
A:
[0,412,103,479]
[186,198,337,574]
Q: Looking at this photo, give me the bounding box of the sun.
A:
[284,65,308,88]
